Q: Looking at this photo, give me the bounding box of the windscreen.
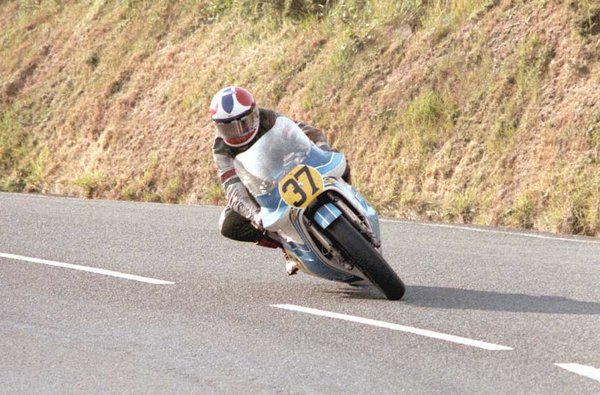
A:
[234,117,312,196]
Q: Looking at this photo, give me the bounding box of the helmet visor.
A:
[215,107,258,146]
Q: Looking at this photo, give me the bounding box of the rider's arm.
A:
[212,140,260,221]
[296,122,333,151]
[225,182,261,221]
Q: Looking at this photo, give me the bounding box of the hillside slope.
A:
[1,0,599,236]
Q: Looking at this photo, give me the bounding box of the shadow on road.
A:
[403,286,600,314]
[336,285,600,314]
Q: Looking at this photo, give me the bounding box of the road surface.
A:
[1,192,599,394]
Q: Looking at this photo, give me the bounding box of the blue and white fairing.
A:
[234,117,381,283]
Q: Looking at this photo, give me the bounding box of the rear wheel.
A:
[325,215,405,300]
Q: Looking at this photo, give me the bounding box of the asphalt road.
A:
[1,192,599,394]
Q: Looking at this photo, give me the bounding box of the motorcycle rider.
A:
[210,86,350,275]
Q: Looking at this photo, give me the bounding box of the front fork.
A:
[329,195,381,249]
[302,215,353,271]
[302,190,381,271]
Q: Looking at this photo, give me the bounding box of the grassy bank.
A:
[1,0,599,235]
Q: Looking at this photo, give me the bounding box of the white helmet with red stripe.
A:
[210,86,260,147]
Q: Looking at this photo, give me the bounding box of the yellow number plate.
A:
[279,165,324,208]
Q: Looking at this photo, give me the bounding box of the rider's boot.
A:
[256,236,281,249]
[256,235,298,275]
[283,250,298,275]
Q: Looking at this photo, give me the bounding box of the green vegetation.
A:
[401,90,458,155]
[1,0,599,236]
[74,171,106,198]
[574,0,600,36]
[0,105,40,192]
[0,109,27,191]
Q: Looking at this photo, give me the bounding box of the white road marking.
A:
[0,252,174,285]
[555,363,600,383]
[271,304,513,351]
[382,220,600,245]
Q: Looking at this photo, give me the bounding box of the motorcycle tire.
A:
[325,215,405,300]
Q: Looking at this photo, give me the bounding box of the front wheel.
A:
[325,215,405,300]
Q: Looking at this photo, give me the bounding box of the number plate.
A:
[279,165,324,208]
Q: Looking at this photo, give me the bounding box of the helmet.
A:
[210,86,260,147]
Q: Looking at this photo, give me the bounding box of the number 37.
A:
[279,165,324,208]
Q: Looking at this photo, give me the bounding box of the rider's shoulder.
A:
[258,107,280,131]
[259,107,299,130]
[212,136,235,157]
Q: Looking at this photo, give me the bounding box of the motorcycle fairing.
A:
[256,150,346,228]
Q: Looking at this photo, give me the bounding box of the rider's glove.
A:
[317,142,336,152]
[251,211,265,233]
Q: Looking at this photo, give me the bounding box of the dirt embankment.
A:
[1,0,599,236]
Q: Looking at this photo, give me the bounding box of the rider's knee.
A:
[218,208,236,239]
[218,207,263,242]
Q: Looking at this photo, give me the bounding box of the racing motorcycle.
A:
[234,117,405,300]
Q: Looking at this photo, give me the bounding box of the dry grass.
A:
[1,0,599,236]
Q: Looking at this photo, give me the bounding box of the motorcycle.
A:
[234,116,405,300]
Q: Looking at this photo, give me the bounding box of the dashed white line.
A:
[271,304,513,351]
[0,252,174,285]
[556,363,600,383]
